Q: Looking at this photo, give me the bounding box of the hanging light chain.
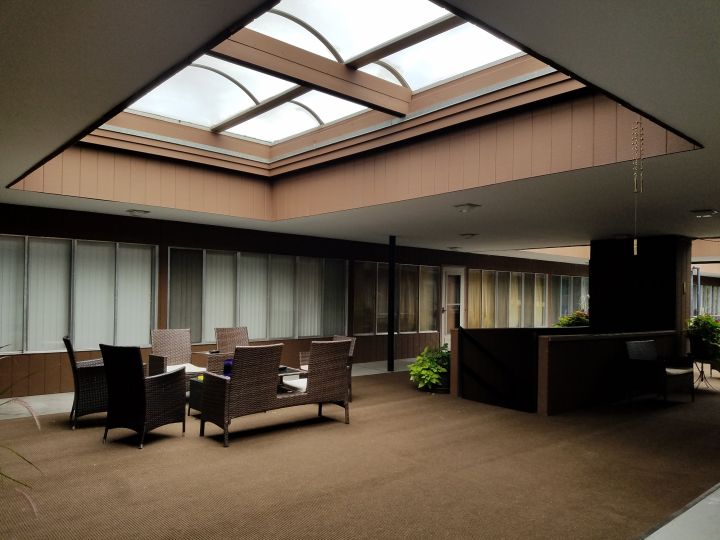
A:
[631,119,644,256]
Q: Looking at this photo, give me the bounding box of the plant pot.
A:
[418,371,450,394]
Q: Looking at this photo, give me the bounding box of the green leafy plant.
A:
[554,310,589,327]
[687,314,720,358]
[408,344,450,390]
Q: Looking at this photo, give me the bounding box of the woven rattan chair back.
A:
[228,344,283,416]
[305,340,352,402]
[100,344,147,432]
[63,336,107,428]
[332,335,356,358]
[151,328,192,367]
[215,327,249,353]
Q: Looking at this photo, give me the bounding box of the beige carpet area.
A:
[2,372,720,539]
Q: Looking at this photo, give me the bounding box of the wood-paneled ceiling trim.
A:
[210,28,412,121]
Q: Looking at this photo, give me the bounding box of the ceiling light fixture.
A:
[453,203,481,214]
[126,209,150,217]
[691,209,718,219]
[459,233,477,239]
[447,246,460,251]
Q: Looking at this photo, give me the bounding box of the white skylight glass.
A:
[226,102,320,142]
[247,11,335,60]
[250,0,449,61]
[128,67,254,127]
[192,55,295,102]
[383,23,522,90]
[293,91,367,124]
[359,63,404,87]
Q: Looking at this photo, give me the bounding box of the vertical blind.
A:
[238,253,268,340]
[419,266,439,331]
[0,236,25,352]
[269,255,295,339]
[74,241,115,349]
[322,259,347,336]
[353,261,377,334]
[203,251,236,342]
[169,249,203,343]
[116,244,154,346]
[297,257,322,337]
[399,265,419,332]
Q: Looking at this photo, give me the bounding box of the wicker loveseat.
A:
[150,328,206,389]
[200,340,351,447]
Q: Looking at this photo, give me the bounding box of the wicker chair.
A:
[626,340,694,402]
[63,336,107,429]
[201,340,351,447]
[100,344,186,449]
[150,328,205,388]
[206,327,250,375]
[299,335,356,400]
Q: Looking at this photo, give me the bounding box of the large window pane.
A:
[496,271,510,328]
[534,274,547,327]
[560,276,571,317]
[203,251,236,342]
[169,249,203,343]
[467,269,482,329]
[419,267,439,331]
[523,273,535,327]
[323,259,346,336]
[238,253,268,340]
[116,244,154,346]
[549,275,562,325]
[27,238,71,351]
[0,236,24,352]
[481,270,496,328]
[376,263,388,333]
[580,277,590,312]
[269,255,295,338]
[399,265,418,332]
[74,241,115,350]
[509,272,522,328]
[353,262,376,334]
[297,257,323,337]
[571,276,583,312]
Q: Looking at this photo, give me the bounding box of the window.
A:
[203,251,237,342]
[508,272,522,328]
[353,261,377,334]
[169,249,203,343]
[297,257,323,337]
[269,255,295,339]
[398,265,419,332]
[419,267,439,332]
[0,235,156,352]
[481,270,496,328]
[534,274,548,327]
[238,253,268,340]
[322,259,347,336]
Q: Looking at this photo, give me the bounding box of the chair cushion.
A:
[666,367,693,376]
[167,363,206,375]
[283,378,307,392]
[224,359,233,376]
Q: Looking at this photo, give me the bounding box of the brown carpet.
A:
[2,372,720,540]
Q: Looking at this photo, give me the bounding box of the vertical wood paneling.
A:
[175,165,190,210]
[477,122,497,186]
[385,147,401,200]
[0,356,12,397]
[495,117,514,182]
[461,128,480,189]
[216,173,231,216]
[188,169,204,212]
[447,132,464,192]
[643,118,667,157]
[28,355,45,395]
[13,177,25,190]
[145,160,163,206]
[202,169,218,213]
[12,356,29,397]
[60,355,74,393]
[616,106,640,162]
[43,154,63,194]
[129,156,147,204]
[571,96,594,169]
[79,147,99,198]
[420,141,436,195]
[360,157,375,206]
[62,147,81,196]
[114,153,132,202]
[407,145,423,198]
[374,153,388,205]
[160,162,176,207]
[593,95,617,166]
[44,353,62,395]
[97,151,115,200]
[230,176,249,217]
[395,147,412,200]
[551,102,572,173]
[435,137,450,194]
[667,132,694,154]
[512,112,533,180]
[24,167,44,192]
[531,107,552,176]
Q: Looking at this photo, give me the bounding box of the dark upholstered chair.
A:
[100,344,186,449]
[299,335,356,400]
[63,336,107,429]
[626,340,694,402]
[150,328,205,388]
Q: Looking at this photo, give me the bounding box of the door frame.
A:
[441,266,466,348]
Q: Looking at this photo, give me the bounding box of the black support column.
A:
[387,235,396,372]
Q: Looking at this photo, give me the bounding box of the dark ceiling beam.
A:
[210,28,411,118]
[346,14,465,68]
[212,85,309,132]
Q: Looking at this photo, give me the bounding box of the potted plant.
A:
[687,314,720,359]
[554,310,589,327]
[408,343,450,393]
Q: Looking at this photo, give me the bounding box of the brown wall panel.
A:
[27,355,45,396]
[616,106,640,162]
[495,117,514,182]
[512,112,533,180]
[98,151,115,200]
[667,132,694,154]
[459,128,480,190]
[593,94,617,166]
[44,353,62,395]
[62,146,81,196]
[0,356,13,397]
[24,166,43,192]
[477,122,497,186]
[571,96,594,169]
[11,355,29,397]
[550,102,572,173]
[80,147,99,199]
[129,156,147,204]
[145,160,163,206]
[114,153,132,202]
[644,118,668,158]
[531,108,552,176]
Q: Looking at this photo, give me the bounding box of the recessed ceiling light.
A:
[126,209,151,217]
[690,209,718,218]
[453,203,481,214]
[447,246,460,251]
[459,233,477,239]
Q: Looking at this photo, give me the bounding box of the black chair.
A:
[63,336,107,429]
[625,340,694,402]
[100,344,186,449]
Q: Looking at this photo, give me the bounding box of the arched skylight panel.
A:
[226,102,320,143]
[247,11,335,60]
[382,23,522,91]
[129,67,254,127]
[193,55,296,102]
[359,63,405,88]
[293,91,367,124]
[270,0,449,61]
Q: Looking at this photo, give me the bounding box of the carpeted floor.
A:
[2,372,720,539]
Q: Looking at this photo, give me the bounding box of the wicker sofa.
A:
[200,340,351,447]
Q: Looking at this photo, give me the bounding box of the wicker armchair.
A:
[100,344,186,449]
[206,327,250,375]
[201,343,284,447]
[299,335,356,400]
[63,336,107,429]
[150,328,205,388]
